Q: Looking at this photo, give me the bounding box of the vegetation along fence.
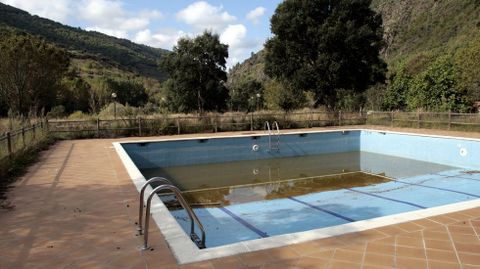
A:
[0,121,48,160]
[46,111,366,138]
[366,111,480,132]
[2,110,480,160]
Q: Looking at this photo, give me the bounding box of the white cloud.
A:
[177,1,236,31]
[85,26,128,39]
[2,0,263,66]
[220,24,247,48]
[134,29,189,49]
[220,24,262,68]
[246,7,266,24]
[0,0,72,23]
[119,17,150,31]
[79,0,124,27]
[78,0,163,38]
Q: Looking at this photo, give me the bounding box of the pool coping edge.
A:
[112,128,480,264]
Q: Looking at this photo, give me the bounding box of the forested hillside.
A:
[0,3,169,81]
[372,0,480,66]
[228,0,480,112]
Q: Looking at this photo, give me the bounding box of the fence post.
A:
[250,114,254,131]
[417,112,421,129]
[176,118,181,135]
[138,117,142,136]
[448,111,452,130]
[32,124,36,141]
[338,111,342,126]
[6,132,12,158]
[45,118,49,133]
[21,127,26,147]
[214,117,218,133]
[96,118,100,137]
[391,111,394,127]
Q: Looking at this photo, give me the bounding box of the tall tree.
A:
[265,0,386,110]
[0,33,69,115]
[161,31,229,113]
[228,79,264,112]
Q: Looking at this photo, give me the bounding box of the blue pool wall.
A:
[121,130,480,170]
[360,131,480,170]
[121,131,360,169]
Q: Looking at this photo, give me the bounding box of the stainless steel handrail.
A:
[272,121,280,151]
[138,177,172,235]
[265,121,272,150]
[142,184,206,250]
[265,121,280,151]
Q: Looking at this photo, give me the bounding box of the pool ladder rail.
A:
[138,177,206,250]
[265,121,280,152]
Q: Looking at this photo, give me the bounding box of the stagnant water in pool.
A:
[141,152,457,207]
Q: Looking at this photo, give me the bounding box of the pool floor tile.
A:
[0,127,480,268]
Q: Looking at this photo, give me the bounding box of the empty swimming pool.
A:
[114,129,480,263]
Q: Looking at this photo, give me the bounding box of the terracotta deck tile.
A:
[426,249,459,263]
[363,253,395,268]
[450,233,480,244]
[425,238,455,251]
[394,222,424,232]
[428,215,459,225]
[453,242,480,254]
[374,225,408,236]
[366,242,395,256]
[370,236,396,246]
[237,250,272,267]
[210,256,244,269]
[423,230,452,242]
[304,249,335,260]
[457,252,480,265]
[427,261,462,269]
[261,258,300,269]
[295,257,330,269]
[332,249,364,264]
[395,246,426,260]
[289,241,331,256]
[267,246,302,261]
[395,234,424,248]
[181,261,215,269]
[0,128,479,269]
[395,257,428,269]
[361,265,392,269]
[327,260,361,269]
[449,222,477,232]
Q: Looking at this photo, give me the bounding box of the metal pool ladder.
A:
[138,177,206,250]
[265,121,280,151]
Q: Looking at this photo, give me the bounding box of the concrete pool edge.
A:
[113,128,480,264]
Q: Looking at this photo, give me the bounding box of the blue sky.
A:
[0,0,283,67]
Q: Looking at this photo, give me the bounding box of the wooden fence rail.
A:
[1,111,480,160]
[0,121,47,160]
[46,111,366,137]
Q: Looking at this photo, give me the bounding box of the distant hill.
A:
[227,50,270,87]
[228,0,480,84]
[0,2,169,81]
[372,0,480,67]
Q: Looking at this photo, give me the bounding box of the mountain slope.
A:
[228,0,480,84]
[372,0,480,66]
[0,3,169,81]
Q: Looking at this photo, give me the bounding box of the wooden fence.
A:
[2,111,480,160]
[366,111,480,131]
[0,121,48,160]
[45,111,366,138]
